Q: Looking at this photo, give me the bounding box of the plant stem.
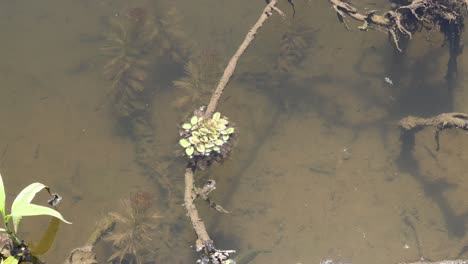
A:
[4,218,21,245]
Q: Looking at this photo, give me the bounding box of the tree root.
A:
[399,112,468,150]
[328,0,466,52]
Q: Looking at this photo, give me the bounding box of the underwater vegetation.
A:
[172,50,224,112]
[178,107,236,170]
[101,7,157,118]
[102,6,190,118]
[237,9,318,112]
[104,190,161,264]
[100,5,193,207]
[276,16,316,73]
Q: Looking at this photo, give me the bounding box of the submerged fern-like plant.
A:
[277,16,315,72]
[105,191,161,264]
[172,50,223,110]
[101,6,192,118]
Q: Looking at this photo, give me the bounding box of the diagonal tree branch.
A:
[183,1,283,263]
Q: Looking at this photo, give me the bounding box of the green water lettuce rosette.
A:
[179,109,236,168]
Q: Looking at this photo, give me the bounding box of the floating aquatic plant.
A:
[179,107,236,170]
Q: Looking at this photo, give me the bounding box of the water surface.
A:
[0,0,467,263]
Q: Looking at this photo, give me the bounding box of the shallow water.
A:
[0,0,467,263]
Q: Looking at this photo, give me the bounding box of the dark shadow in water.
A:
[397,129,468,238]
[354,42,453,117]
[207,104,283,235]
[384,37,468,238]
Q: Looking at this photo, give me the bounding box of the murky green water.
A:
[0,0,467,263]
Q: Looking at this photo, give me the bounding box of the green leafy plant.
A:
[178,108,237,170]
[0,173,71,263]
[179,112,235,157]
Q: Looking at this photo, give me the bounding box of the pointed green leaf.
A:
[0,173,6,219]
[11,183,71,232]
[179,139,191,148]
[185,146,194,156]
[12,183,48,232]
[10,203,71,227]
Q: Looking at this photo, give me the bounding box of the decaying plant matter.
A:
[328,0,466,83]
[63,215,116,264]
[329,0,466,50]
[399,112,468,150]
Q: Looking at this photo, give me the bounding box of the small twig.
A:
[328,0,413,50]
[192,180,217,200]
[86,215,116,246]
[194,180,230,214]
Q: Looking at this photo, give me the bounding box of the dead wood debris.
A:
[63,246,97,264]
[400,259,468,264]
[183,1,284,263]
[399,112,468,150]
[193,180,230,214]
[63,215,116,264]
[328,0,466,52]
